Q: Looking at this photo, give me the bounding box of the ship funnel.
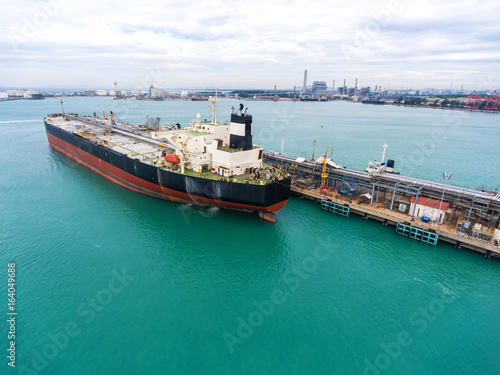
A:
[230,104,253,151]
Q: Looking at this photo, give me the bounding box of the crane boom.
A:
[321,148,334,188]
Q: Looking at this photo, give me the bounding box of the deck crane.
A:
[321,148,334,188]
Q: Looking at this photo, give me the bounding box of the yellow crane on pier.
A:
[321,148,334,188]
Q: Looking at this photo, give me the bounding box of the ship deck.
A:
[49,115,166,162]
[45,114,282,185]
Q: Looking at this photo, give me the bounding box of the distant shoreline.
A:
[388,103,499,113]
[2,96,499,114]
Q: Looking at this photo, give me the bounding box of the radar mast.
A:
[208,88,219,124]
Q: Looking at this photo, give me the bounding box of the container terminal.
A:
[264,148,500,259]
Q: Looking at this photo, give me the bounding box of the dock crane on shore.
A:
[321,148,334,188]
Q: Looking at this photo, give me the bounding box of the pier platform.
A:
[291,185,500,259]
[265,150,499,259]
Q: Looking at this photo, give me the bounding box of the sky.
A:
[1,0,499,91]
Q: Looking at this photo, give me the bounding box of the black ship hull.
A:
[45,121,291,213]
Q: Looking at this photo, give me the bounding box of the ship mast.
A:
[381,143,388,164]
[208,88,219,124]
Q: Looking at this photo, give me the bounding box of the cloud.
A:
[0,0,499,90]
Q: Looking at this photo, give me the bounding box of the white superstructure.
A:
[150,96,263,175]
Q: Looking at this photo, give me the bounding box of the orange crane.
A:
[321,148,333,188]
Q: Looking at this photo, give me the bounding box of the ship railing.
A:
[215,145,263,152]
[217,146,242,153]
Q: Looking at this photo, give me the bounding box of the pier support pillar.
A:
[466,198,475,223]
[411,190,421,219]
[390,183,399,212]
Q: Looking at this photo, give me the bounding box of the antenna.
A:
[208,88,219,124]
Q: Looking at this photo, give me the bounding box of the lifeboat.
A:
[165,154,180,164]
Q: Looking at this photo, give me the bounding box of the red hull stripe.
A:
[46,132,288,212]
[47,133,165,199]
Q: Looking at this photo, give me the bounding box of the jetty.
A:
[265,152,500,259]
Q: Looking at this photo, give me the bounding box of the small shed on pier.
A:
[410,196,450,224]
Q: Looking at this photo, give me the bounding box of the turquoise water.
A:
[1,98,500,375]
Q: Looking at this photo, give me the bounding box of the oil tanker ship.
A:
[44,96,291,222]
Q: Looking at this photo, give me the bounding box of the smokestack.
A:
[354,78,358,96]
[332,79,335,94]
[343,78,346,95]
[302,69,308,94]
